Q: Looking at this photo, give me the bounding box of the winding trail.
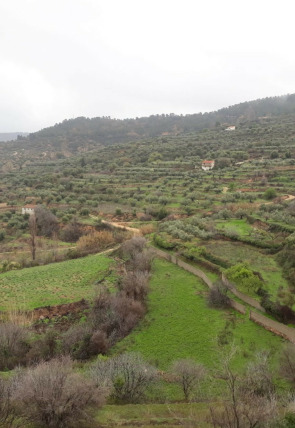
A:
[101,219,141,236]
[101,219,295,343]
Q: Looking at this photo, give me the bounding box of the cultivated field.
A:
[115,259,284,372]
[0,253,113,311]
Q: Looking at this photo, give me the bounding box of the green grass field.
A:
[0,253,114,311]
[215,219,253,236]
[203,240,289,298]
[97,403,212,427]
[114,259,284,373]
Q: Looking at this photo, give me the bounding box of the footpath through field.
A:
[151,247,295,344]
[102,219,295,344]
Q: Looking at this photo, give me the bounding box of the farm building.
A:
[201,160,215,171]
[21,204,36,215]
[225,125,236,131]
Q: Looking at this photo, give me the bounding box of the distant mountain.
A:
[0,132,29,142]
[1,93,295,158]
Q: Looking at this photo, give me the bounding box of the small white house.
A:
[21,205,35,215]
[201,160,215,171]
[225,125,236,131]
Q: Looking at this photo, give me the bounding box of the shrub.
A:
[77,230,114,254]
[127,249,154,273]
[61,219,84,242]
[26,329,59,364]
[111,296,145,339]
[79,208,90,216]
[279,344,295,386]
[225,263,263,293]
[89,352,157,403]
[260,290,295,324]
[89,330,109,356]
[120,270,150,302]
[0,375,19,427]
[140,224,155,235]
[62,324,94,360]
[0,323,29,370]
[264,188,277,200]
[15,357,104,428]
[35,205,59,237]
[207,282,231,309]
[89,290,145,343]
[120,236,147,258]
[153,233,176,249]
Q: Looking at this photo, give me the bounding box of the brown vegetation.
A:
[77,230,114,254]
[15,357,104,428]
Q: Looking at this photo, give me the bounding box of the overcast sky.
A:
[1,0,295,132]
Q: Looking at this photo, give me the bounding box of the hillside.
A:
[1,93,295,161]
[1,95,295,426]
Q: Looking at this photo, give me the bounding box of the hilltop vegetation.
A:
[1,93,295,162]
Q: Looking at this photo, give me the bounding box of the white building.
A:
[201,160,215,171]
[21,205,35,215]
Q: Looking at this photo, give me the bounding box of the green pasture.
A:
[203,240,289,298]
[114,259,284,372]
[97,403,211,427]
[215,219,253,236]
[0,253,113,311]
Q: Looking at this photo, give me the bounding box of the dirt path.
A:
[101,219,141,236]
[284,194,295,201]
[151,247,295,343]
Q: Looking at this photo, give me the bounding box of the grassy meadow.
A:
[0,253,114,311]
[97,403,212,428]
[203,240,289,298]
[114,259,284,372]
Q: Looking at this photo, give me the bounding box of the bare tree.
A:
[280,343,295,387]
[211,347,241,428]
[111,296,145,338]
[89,288,145,342]
[0,323,29,370]
[243,351,275,399]
[90,352,157,403]
[120,270,150,302]
[120,236,147,258]
[210,347,277,428]
[127,249,154,273]
[15,357,104,428]
[28,213,37,261]
[0,375,21,428]
[171,359,206,402]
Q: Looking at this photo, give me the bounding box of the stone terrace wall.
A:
[151,247,213,288]
[222,273,265,312]
[250,310,295,344]
[152,247,246,315]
